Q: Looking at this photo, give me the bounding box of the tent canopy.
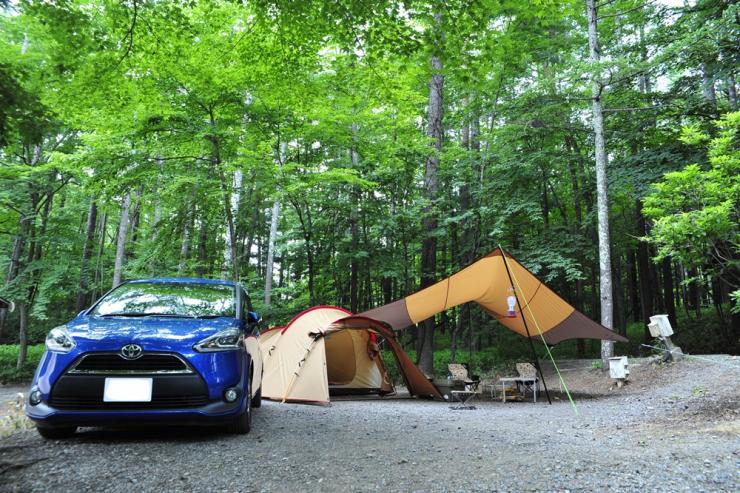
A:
[259,248,625,404]
[260,306,441,404]
[360,248,627,345]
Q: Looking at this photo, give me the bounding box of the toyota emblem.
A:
[120,344,143,360]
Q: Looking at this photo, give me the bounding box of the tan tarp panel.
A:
[360,248,628,345]
[260,307,439,404]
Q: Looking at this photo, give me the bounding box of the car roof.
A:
[125,278,239,287]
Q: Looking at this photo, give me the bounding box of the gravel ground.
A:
[1,356,738,492]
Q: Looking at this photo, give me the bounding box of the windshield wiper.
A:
[99,312,194,318]
[194,314,227,319]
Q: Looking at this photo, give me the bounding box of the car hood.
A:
[67,316,240,352]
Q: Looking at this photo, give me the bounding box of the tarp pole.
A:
[499,246,552,405]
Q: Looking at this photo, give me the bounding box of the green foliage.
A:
[643,112,739,290]
[0,344,44,383]
[0,0,738,360]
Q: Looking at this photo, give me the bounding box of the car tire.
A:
[251,385,262,408]
[36,425,77,439]
[228,389,251,434]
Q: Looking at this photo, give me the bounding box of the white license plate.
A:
[103,378,153,402]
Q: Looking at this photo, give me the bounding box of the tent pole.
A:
[499,246,552,405]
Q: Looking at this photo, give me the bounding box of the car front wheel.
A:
[37,425,77,439]
[228,389,251,434]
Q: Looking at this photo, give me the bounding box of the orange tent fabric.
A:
[359,248,627,345]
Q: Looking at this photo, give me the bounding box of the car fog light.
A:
[224,388,239,403]
[29,389,42,406]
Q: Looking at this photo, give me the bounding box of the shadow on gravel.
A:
[546,391,608,401]
[73,425,233,444]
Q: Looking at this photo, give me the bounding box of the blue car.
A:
[26,278,263,438]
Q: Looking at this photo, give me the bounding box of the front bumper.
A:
[28,350,250,427]
[27,398,247,427]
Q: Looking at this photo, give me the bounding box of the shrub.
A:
[0,345,45,384]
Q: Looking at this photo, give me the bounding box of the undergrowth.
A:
[0,345,44,384]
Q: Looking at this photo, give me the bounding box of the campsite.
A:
[1,356,738,492]
[1,0,739,491]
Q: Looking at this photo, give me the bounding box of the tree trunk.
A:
[565,134,586,356]
[195,209,209,278]
[205,108,238,281]
[418,13,444,376]
[0,215,30,336]
[178,211,193,275]
[627,249,640,324]
[636,203,655,340]
[701,62,717,114]
[727,73,738,111]
[265,142,286,305]
[149,159,163,276]
[349,122,361,313]
[16,302,28,370]
[290,198,316,305]
[92,211,107,301]
[112,193,131,288]
[613,249,625,335]
[178,186,199,275]
[17,183,46,370]
[587,0,615,367]
[688,267,702,318]
[76,200,98,312]
[661,258,677,329]
[264,201,281,305]
[223,169,243,280]
[128,186,143,250]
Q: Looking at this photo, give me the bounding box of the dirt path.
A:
[1,357,737,492]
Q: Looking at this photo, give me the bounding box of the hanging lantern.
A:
[507,295,517,318]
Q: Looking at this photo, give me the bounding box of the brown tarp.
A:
[360,248,627,345]
[326,316,441,400]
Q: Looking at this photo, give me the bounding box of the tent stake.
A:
[499,246,552,405]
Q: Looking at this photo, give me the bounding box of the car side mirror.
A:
[247,311,261,324]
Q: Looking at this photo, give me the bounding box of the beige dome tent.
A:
[260,306,441,404]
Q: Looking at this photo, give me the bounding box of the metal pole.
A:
[498,246,552,405]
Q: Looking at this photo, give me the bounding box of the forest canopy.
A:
[1,0,738,374]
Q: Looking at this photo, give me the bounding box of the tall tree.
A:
[264,142,286,305]
[418,11,444,376]
[112,193,131,288]
[586,0,614,367]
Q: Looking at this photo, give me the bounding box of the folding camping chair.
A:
[498,362,540,402]
[448,363,481,407]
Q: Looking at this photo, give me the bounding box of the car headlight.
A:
[45,326,76,353]
[193,328,243,352]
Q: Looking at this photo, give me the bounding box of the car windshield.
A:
[90,282,236,318]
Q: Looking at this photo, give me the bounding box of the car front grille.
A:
[49,394,208,410]
[69,353,192,375]
[49,373,210,411]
